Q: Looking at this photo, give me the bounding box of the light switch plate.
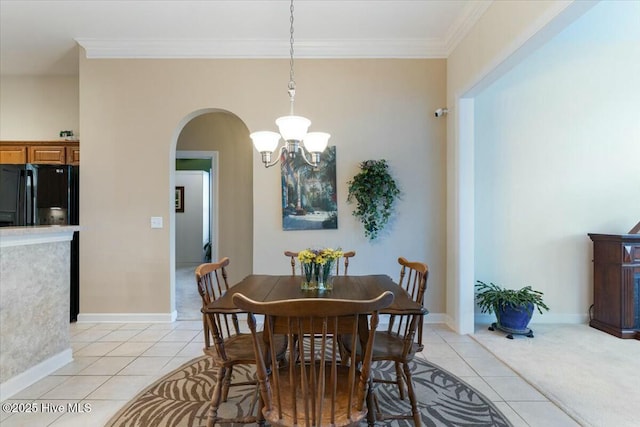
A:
[150,216,163,229]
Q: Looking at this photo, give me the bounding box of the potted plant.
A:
[475,280,550,338]
[347,159,400,241]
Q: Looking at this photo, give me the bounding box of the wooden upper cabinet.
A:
[0,141,79,165]
[29,145,66,164]
[0,145,28,164]
[66,144,80,165]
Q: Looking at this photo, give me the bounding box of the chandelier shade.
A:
[303,132,330,153]
[275,115,311,142]
[249,131,281,153]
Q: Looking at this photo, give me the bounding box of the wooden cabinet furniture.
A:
[0,141,79,165]
[0,145,27,163]
[28,145,66,164]
[66,145,80,165]
[588,233,640,339]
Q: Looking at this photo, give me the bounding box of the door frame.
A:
[176,150,219,264]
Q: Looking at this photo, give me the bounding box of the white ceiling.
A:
[0,0,492,76]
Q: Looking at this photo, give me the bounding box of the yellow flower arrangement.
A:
[297,248,343,290]
[297,248,344,265]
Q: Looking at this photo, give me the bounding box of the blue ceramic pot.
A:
[495,303,534,333]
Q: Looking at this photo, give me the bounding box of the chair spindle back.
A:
[233,291,394,427]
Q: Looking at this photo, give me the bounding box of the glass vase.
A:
[302,263,317,290]
[318,261,334,291]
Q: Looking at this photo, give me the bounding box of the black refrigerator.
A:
[0,163,80,321]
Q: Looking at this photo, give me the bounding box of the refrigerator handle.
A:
[27,169,35,225]
[18,169,27,225]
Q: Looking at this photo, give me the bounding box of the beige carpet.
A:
[106,356,513,426]
[472,323,640,427]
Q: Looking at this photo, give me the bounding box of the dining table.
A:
[202,274,426,426]
[203,274,427,316]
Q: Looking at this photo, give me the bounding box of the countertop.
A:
[0,225,80,247]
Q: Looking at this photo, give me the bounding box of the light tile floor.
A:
[0,322,579,427]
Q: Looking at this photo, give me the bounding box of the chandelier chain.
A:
[289,0,295,86]
[288,0,296,113]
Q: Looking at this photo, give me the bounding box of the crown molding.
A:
[444,0,494,56]
[76,38,449,59]
[76,1,492,61]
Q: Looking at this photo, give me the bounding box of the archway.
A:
[170,109,254,319]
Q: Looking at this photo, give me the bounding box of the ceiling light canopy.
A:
[250,0,330,168]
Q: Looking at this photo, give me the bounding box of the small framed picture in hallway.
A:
[175,186,185,212]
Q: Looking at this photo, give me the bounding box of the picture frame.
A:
[175,186,184,212]
[281,146,337,230]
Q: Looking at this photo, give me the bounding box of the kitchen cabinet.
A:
[0,145,27,163]
[66,145,80,165]
[0,141,79,165]
[29,145,66,164]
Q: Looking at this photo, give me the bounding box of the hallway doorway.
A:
[175,151,217,320]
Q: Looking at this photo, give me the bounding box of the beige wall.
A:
[0,75,79,140]
[448,1,576,99]
[77,56,447,317]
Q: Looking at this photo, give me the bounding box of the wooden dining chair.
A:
[233,291,394,427]
[396,256,429,352]
[284,250,356,275]
[196,257,286,427]
[341,257,428,426]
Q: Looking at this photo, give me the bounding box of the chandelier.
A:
[250,0,330,168]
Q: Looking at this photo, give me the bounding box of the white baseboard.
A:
[474,313,588,325]
[77,311,178,323]
[0,348,73,401]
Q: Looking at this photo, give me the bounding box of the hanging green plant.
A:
[347,160,400,241]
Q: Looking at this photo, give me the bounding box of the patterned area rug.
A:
[106,356,511,427]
